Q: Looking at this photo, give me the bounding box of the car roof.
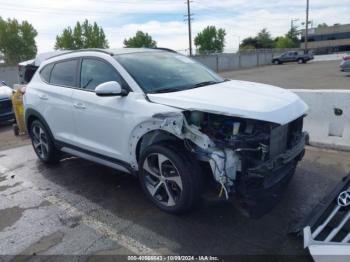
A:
[40,48,176,64]
[50,47,175,58]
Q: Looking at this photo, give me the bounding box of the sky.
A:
[1,0,350,54]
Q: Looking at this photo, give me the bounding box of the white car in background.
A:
[23,48,308,217]
[0,81,14,122]
[340,55,350,72]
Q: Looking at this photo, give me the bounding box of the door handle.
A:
[73,102,86,109]
[39,94,48,100]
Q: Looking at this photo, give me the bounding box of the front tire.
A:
[29,120,60,164]
[138,143,201,214]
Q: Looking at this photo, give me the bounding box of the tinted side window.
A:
[40,64,53,83]
[80,59,123,91]
[50,60,78,87]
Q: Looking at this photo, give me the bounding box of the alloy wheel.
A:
[142,153,183,207]
[31,124,49,159]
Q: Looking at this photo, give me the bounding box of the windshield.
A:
[115,51,224,93]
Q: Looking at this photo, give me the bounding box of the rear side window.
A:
[80,58,124,91]
[40,64,53,83]
[50,59,78,87]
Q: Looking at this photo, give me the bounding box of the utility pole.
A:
[186,0,193,56]
[304,0,309,53]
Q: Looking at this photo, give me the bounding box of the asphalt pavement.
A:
[0,145,349,259]
[220,60,349,90]
[1,59,350,260]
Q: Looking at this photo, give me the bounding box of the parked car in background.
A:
[272,51,314,65]
[0,81,14,122]
[24,48,308,218]
[340,55,350,72]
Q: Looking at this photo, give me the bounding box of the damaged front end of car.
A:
[181,111,307,218]
[129,108,307,218]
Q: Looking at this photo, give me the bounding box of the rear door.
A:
[292,52,299,61]
[39,59,78,144]
[286,52,295,62]
[71,57,131,160]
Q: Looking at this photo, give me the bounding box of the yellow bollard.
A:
[11,88,27,136]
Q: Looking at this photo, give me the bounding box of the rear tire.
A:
[13,124,19,136]
[29,120,60,164]
[138,143,201,214]
[297,58,304,64]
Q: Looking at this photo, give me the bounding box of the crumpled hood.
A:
[147,80,308,125]
[0,86,13,100]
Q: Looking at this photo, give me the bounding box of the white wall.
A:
[292,89,350,151]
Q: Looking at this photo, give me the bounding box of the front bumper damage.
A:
[130,112,306,218]
[183,114,306,218]
[203,130,306,218]
[234,133,306,218]
[291,175,350,261]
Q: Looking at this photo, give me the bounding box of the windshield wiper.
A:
[149,80,224,94]
[190,80,222,89]
[149,88,180,94]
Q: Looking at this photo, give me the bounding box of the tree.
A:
[275,36,296,48]
[239,28,275,50]
[256,28,275,48]
[123,31,157,48]
[55,20,109,50]
[317,23,328,28]
[286,26,300,46]
[0,17,37,64]
[239,37,258,50]
[194,26,226,54]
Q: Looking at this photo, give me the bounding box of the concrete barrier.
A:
[292,89,350,151]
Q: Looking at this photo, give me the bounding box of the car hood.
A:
[147,80,308,125]
[0,86,13,100]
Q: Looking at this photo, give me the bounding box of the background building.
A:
[301,23,350,54]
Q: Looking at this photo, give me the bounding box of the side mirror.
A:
[95,81,128,97]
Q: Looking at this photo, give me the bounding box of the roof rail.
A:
[47,48,114,60]
[148,47,178,53]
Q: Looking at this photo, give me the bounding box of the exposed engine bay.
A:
[129,108,307,218]
[182,111,307,217]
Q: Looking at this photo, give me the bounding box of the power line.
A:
[0,1,182,16]
[0,3,119,15]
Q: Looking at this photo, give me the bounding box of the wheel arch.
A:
[128,113,185,171]
[136,130,183,163]
[25,108,56,143]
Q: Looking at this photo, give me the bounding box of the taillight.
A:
[343,56,350,61]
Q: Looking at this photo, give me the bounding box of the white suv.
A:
[24,49,308,217]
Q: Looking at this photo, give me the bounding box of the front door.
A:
[71,58,131,161]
